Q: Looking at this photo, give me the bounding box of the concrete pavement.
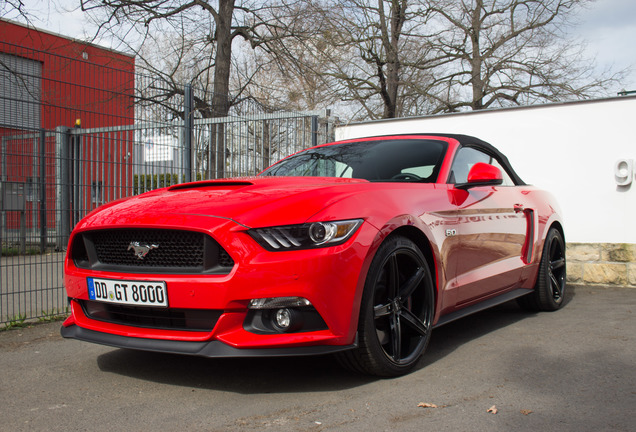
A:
[0,285,634,431]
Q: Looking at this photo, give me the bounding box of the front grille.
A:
[72,229,234,274]
[93,229,204,268]
[81,300,222,331]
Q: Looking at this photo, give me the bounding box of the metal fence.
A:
[62,108,335,242]
[0,39,337,325]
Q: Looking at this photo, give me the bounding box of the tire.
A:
[337,235,435,377]
[518,228,566,311]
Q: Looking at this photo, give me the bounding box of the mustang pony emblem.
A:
[128,242,159,260]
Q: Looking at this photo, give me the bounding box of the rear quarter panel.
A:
[520,188,565,288]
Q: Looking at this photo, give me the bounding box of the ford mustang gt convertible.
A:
[61,134,566,376]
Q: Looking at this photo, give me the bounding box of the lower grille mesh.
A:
[81,300,222,331]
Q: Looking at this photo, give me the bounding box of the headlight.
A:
[248,219,363,251]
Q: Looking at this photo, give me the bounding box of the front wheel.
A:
[338,236,435,377]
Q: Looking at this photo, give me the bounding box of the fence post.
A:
[262,120,270,172]
[184,83,193,183]
[216,123,225,179]
[325,109,333,142]
[39,128,47,254]
[311,115,319,148]
[1,137,5,254]
[56,126,71,250]
[72,122,81,227]
[20,206,26,254]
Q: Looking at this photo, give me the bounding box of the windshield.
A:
[261,139,447,183]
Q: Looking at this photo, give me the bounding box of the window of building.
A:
[0,53,42,130]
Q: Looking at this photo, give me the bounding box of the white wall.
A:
[335,96,636,244]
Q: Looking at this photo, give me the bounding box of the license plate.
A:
[87,278,168,307]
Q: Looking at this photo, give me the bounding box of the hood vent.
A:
[168,180,254,191]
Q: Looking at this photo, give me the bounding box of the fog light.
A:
[272,308,303,332]
[276,308,291,328]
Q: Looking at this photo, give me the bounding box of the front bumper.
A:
[63,217,378,350]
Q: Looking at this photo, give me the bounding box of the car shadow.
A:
[97,348,373,393]
[96,286,576,393]
[417,286,576,369]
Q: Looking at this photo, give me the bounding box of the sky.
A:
[572,0,636,91]
[3,0,636,92]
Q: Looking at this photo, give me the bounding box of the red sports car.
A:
[61,134,566,376]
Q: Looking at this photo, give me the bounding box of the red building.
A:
[0,19,135,243]
[0,18,135,130]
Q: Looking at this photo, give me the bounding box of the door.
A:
[449,147,531,305]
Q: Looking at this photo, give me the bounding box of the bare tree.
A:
[234,2,338,113]
[80,0,231,119]
[76,0,626,125]
[0,0,28,19]
[426,0,624,111]
[294,0,445,120]
[80,0,312,176]
[272,0,625,118]
[80,1,315,114]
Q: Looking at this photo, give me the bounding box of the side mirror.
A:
[456,162,503,189]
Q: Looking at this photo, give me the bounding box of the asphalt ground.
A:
[0,285,634,432]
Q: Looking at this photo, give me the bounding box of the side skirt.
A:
[433,288,531,329]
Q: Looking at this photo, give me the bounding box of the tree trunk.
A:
[470,0,484,110]
[381,0,406,119]
[212,0,235,178]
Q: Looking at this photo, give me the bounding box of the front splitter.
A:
[61,324,357,357]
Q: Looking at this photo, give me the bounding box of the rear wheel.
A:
[518,228,566,311]
[338,236,434,377]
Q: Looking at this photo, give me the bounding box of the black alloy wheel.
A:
[539,228,566,307]
[518,228,567,311]
[338,235,434,377]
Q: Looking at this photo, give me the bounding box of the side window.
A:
[450,147,516,186]
[489,159,515,186]
[449,147,490,184]
[401,165,434,178]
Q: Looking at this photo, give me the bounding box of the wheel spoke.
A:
[400,307,429,337]
[387,253,400,300]
[551,257,565,271]
[389,312,402,361]
[549,238,559,258]
[549,270,562,299]
[399,267,425,300]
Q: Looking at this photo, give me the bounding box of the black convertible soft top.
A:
[433,133,525,186]
[351,133,526,186]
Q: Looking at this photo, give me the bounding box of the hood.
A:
[76,177,370,229]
